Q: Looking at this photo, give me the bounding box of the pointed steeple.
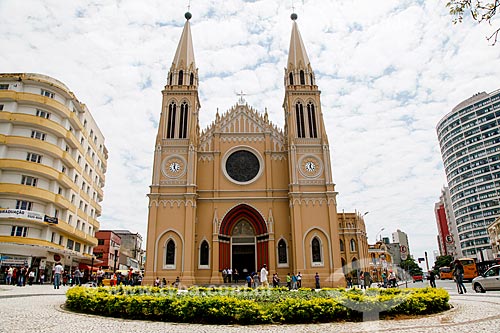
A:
[167,12,198,87]
[285,13,315,87]
[172,12,196,70]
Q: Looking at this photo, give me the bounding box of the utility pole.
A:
[425,251,430,272]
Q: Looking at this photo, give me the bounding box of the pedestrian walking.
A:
[363,271,372,289]
[428,270,436,288]
[453,260,467,294]
[28,269,35,285]
[315,272,321,289]
[6,266,13,285]
[297,272,302,288]
[73,268,82,286]
[260,264,269,287]
[53,262,63,289]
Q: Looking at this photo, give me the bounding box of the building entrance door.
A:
[231,244,255,278]
[231,220,256,278]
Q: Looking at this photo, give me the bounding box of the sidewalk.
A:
[0,284,499,332]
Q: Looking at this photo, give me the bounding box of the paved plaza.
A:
[0,281,499,333]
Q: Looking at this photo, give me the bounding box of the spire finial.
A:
[291,0,297,20]
[185,0,192,20]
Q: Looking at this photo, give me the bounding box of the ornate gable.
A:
[199,103,286,153]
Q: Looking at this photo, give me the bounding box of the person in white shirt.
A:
[260,264,269,288]
[53,262,63,289]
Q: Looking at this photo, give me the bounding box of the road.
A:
[0,281,499,333]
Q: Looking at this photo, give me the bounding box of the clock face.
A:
[161,156,186,178]
[305,161,316,172]
[169,162,180,173]
[225,150,260,183]
[299,155,322,178]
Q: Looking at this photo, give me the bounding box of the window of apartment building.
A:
[40,89,55,98]
[31,130,46,141]
[71,194,75,204]
[59,235,63,245]
[81,181,86,190]
[74,175,78,184]
[79,200,83,210]
[94,136,97,144]
[65,145,69,152]
[83,119,87,128]
[90,129,93,138]
[80,137,84,145]
[15,200,32,210]
[58,187,62,195]
[0,84,9,90]
[84,204,88,213]
[61,165,66,173]
[76,220,80,229]
[11,226,28,237]
[87,147,91,155]
[36,109,50,119]
[68,215,72,225]
[89,170,92,178]
[0,104,4,111]
[84,164,88,172]
[51,232,56,243]
[21,175,38,187]
[54,209,59,218]
[86,186,90,194]
[26,152,42,163]
[66,239,74,250]
[97,239,104,245]
[77,155,81,164]
[90,209,94,217]
[74,242,81,252]
[81,222,85,231]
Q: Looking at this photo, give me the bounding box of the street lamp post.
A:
[376,227,385,242]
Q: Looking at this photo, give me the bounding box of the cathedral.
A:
[144,12,367,287]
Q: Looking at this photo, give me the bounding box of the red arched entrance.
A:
[219,204,268,275]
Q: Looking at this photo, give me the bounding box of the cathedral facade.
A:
[145,12,355,287]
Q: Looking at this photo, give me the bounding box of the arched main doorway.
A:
[219,204,268,276]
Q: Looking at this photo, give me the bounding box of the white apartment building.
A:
[436,90,500,260]
[0,73,108,281]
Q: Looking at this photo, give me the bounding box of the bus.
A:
[458,258,478,281]
[439,266,453,280]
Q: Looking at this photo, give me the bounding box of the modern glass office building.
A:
[436,90,500,260]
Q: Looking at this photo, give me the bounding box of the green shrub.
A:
[65,285,449,325]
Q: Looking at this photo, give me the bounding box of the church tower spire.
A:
[147,12,200,285]
[285,13,315,88]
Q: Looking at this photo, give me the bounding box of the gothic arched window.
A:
[167,102,177,139]
[178,70,184,85]
[289,72,294,85]
[190,73,194,86]
[295,102,305,138]
[200,240,209,266]
[179,102,189,139]
[340,239,345,252]
[300,70,305,85]
[350,239,356,252]
[166,239,175,265]
[278,239,287,264]
[312,237,322,263]
[307,102,317,138]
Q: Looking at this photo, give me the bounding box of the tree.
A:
[400,257,423,276]
[433,255,453,271]
[447,0,500,45]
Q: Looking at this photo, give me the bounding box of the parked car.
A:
[412,275,423,283]
[472,265,500,293]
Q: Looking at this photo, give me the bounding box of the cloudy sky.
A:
[1,0,500,266]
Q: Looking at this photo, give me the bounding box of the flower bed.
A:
[65,286,450,325]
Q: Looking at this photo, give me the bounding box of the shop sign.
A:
[0,256,29,266]
[0,209,44,222]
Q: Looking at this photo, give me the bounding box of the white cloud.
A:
[2,0,500,264]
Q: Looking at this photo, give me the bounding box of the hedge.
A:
[65,286,450,325]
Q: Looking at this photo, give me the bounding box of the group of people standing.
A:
[4,266,41,286]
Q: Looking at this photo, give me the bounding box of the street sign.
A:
[400,245,408,253]
[445,235,453,244]
[401,253,408,260]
